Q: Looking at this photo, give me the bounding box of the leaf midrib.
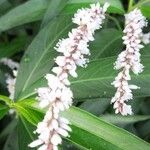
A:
[71,74,150,84]
[63,107,150,150]
[69,124,123,150]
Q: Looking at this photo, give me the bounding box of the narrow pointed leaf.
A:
[0,0,124,32]
[0,36,28,59]
[0,95,12,105]
[41,0,69,28]
[64,0,125,15]
[15,102,150,150]
[0,0,49,32]
[100,115,150,125]
[14,15,73,100]
[62,107,150,150]
[15,55,150,101]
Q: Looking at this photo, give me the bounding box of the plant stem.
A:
[131,0,150,10]
[128,0,134,12]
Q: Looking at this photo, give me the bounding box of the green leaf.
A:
[14,15,73,100]
[142,44,150,56]
[90,28,123,59]
[15,55,150,101]
[15,101,44,125]
[0,0,11,15]
[70,56,150,100]
[62,107,150,150]
[3,126,19,150]
[0,103,8,120]
[80,98,110,115]
[136,120,150,141]
[18,116,36,150]
[41,0,69,28]
[131,0,150,17]
[15,100,150,150]
[0,119,17,142]
[0,0,49,32]
[0,95,12,105]
[0,36,27,59]
[16,99,43,150]
[100,115,150,125]
[141,5,150,18]
[63,0,125,15]
[0,0,124,32]
[15,28,122,101]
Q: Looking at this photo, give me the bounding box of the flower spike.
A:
[29,3,109,150]
[111,9,147,116]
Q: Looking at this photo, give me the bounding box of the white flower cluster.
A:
[29,3,109,150]
[0,58,19,99]
[0,58,19,70]
[142,32,150,44]
[6,70,18,99]
[111,9,147,116]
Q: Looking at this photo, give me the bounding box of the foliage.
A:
[0,0,150,150]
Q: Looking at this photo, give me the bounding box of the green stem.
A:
[106,15,122,32]
[128,0,134,12]
[131,0,150,10]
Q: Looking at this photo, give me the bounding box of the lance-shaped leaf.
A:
[14,15,73,100]
[63,0,125,15]
[0,0,124,32]
[0,0,49,32]
[15,101,150,150]
[62,107,150,150]
[100,115,150,125]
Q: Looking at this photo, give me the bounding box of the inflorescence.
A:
[29,3,109,150]
[111,9,147,115]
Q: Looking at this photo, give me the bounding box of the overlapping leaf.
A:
[15,54,150,101]
[63,0,125,15]
[14,15,73,100]
[0,36,27,59]
[0,0,124,32]
[100,115,150,125]
[132,0,150,17]
[14,28,123,100]
[62,107,150,150]
[15,101,150,150]
[0,0,49,32]
[70,56,150,100]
